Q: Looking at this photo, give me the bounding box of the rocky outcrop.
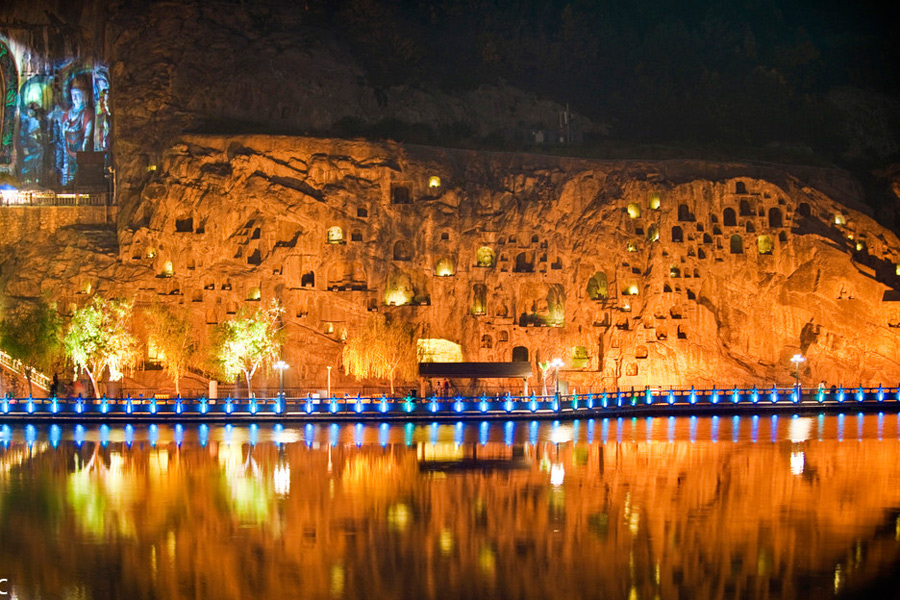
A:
[5,134,899,394]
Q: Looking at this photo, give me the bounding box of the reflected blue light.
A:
[857,413,864,441]
[837,413,845,441]
[199,423,209,447]
[689,416,697,443]
[0,424,10,447]
[645,417,654,442]
[770,415,778,443]
[125,424,134,447]
[25,424,36,446]
[149,424,158,447]
[75,424,85,447]
[529,421,539,446]
[404,422,414,447]
[50,424,61,448]
[818,413,825,441]
[174,424,183,447]
[380,422,390,447]
[455,421,465,445]
[249,423,258,446]
[751,415,759,443]
[329,423,340,447]
[732,415,740,443]
[616,417,624,444]
[304,423,315,447]
[667,416,675,442]
[479,421,489,446]
[504,421,515,446]
[224,423,233,445]
[711,416,719,443]
[430,422,439,446]
[355,422,365,447]
[587,418,595,443]
[100,424,110,447]
[878,412,884,441]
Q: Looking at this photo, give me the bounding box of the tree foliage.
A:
[63,297,139,398]
[211,300,284,398]
[143,301,196,397]
[342,314,417,395]
[0,298,63,396]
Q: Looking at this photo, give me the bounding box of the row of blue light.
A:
[1,386,898,418]
[2,412,896,449]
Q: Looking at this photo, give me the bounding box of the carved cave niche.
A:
[671,226,683,243]
[498,331,509,343]
[512,346,529,362]
[481,335,493,349]
[175,215,193,233]
[587,271,609,301]
[326,226,344,244]
[514,251,535,273]
[391,185,411,205]
[476,246,496,268]
[472,283,487,315]
[434,257,455,277]
[768,207,783,228]
[730,234,743,254]
[328,261,367,291]
[393,239,413,261]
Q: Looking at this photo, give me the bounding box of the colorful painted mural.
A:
[0,35,110,188]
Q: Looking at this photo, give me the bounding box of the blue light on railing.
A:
[791,388,799,403]
[711,389,719,404]
[856,387,864,402]
[505,399,514,412]
[430,399,439,413]
[817,388,825,403]
[224,400,232,415]
[250,400,259,415]
[667,390,675,405]
[617,390,624,407]
[601,392,609,408]
[689,387,697,405]
[454,398,464,413]
[126,399,133,414]
[329,400,338,414]
[878,386,884,402]
[200,399,208,414]
[530,399,538,412]
[645,389,652,405]
[305,399,314,414]
[553,396,560,412]
[176,400,183,414]
[480,399,488,413]
[5,399,12,414]
[380,398,389,413]
[274,399,282,414]
[751,387,759,404]
[75,401,83,414]
[150,400,158,414]
[356,398,363,413]
[587,393,594,409]
[405,397,414,413]
[572,393,579,410]
[732,387,739,404]
[838,387,845,403]
[770,386,778,403]
[51,398,59,413]
[27,400,34,414]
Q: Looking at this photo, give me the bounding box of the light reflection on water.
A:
[1,415,900,599]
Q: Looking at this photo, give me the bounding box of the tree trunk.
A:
[244,370,253,398]
[25,367,33,397]
[87,371,100,399]
[174,372,181,397]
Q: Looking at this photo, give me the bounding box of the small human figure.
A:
[442,379,450,398]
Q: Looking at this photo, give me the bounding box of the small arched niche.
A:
[730,234,743,254]
[393,239,413,261]
[435,257,455,277]
[627,203,641,218]
[512,346,529,362]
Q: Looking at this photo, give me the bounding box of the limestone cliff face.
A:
[7,134,893,393]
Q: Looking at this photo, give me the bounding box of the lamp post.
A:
[326,366,332,399]
[790,354,805,394]
[274,360,288,399]
[551,358,565,396]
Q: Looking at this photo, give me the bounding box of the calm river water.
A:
[2,415,900,599]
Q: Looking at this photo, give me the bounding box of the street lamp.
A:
[790,354,805,393]
[274,360,288,399]
[550,358,565,396]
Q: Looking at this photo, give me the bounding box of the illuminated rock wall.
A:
[7,133,894,393]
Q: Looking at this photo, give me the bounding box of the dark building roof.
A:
[418,362,533,379]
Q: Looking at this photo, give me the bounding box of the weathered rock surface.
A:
[4,134,899,393]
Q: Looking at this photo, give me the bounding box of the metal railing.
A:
[0,190,112,207]
[1,385,898,420]
[0,350,50,392]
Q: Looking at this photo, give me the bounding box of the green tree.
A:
[0,298,63,396]
[342,314,417,395]
[211,300,284,398]
[64,297,140,398]
[143,302,196,397]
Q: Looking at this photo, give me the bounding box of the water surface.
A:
[2,414,900,599]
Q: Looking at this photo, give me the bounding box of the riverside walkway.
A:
[1,385,899,422]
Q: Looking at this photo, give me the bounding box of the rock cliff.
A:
[5,134,899,393]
